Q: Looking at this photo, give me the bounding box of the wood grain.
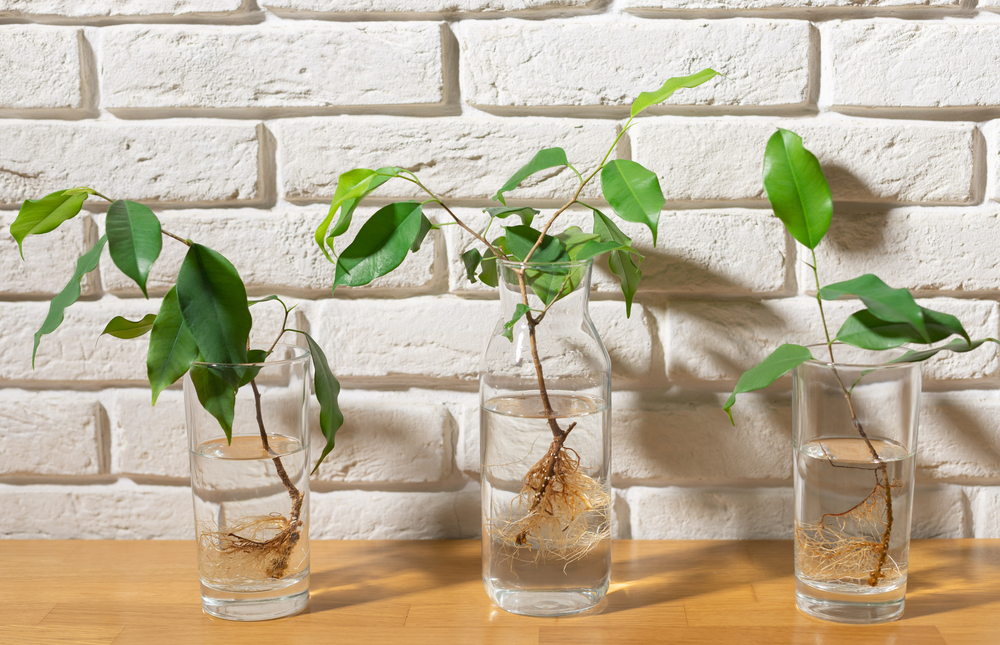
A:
[0,539,996,645]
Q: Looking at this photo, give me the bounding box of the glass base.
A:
[795,578,905,624]
[485,579,609,617]
[201,574,309,621]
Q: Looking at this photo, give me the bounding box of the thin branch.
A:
[161,229,191,247]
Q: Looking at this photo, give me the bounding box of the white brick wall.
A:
[2,2,999,543]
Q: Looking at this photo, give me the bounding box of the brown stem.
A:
[250,379,303,523]
[161,228,191,247]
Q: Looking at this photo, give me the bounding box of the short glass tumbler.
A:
[184,344,311,621]
[793,351,920,623]
[480,259,612,617]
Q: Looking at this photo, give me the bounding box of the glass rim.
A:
[190,342,310,368]
[496,257,594,269]
[799,343,917,371]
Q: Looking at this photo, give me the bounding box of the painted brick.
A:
[0,122,260,206]
[0,213,98,297]
[101,24,443,111]
[804,210,1000,294]
[311,399,453,484]
[445,208,789,297]
[0,1,242,17]
[0,481,193,539]
[277,116,615,203]
[0,390,102,476]
[0,298,290,385]
[972,487,1000,538]
[265,0,593,13]
[629,486,793,539]
[110,389,187,479]
[912,485,968,539]
[98,208,435,297]
[624,0,957,8]
[310,486,480,539]
[613,394,790,484]
[630,117,977,205]
[664,298,998,383]
[831,22,1000,109]
[456,19,812,109]
[305,297,655,384]
[0,26,81,110]
[919,392,1000,483]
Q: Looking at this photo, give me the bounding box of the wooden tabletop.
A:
[1,539,997,644]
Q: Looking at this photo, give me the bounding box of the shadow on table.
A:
[305,541,480,615]
[903,541,1000,620]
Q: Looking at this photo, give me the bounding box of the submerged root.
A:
[491,439,611,564]
[199,510,302,583]
[796,474,903,587]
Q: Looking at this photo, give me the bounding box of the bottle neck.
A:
[497,260,593,318]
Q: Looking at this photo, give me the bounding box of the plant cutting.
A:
[11,189,343,620]
[723,130,998,623]
[314,69,719,616]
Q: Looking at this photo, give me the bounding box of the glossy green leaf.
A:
[315,168,398,262]
[630,69,721,117]
[820,274,930,342]
[600,159,664,245]
[248,295,282,306]
[190,363,236,440]
[147,286,200,404]
[836,307,970,350]
[101,314,157,340]
[502,303,531,342]
[504,225,566,263]
[762,129,832,250]
[478,247,499,288]
[411,214,433,253]
[484,206,538,228]
[106,200,162,298]
[593,209,642,318]
[297,330,344,474]
[525,265,585,307]
[461,248,482,284]
[494,148,569,206]
[11,189,93,258]
[32,235,108,367]
[176,243,251,365]
[890,338,998,364]
[333,202,425,289]
[234,349,268,388]
[723,344,814,425]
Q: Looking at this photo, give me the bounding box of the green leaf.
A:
[190,362,236,440]
[890,338,998,364]
[248,295,282,306]
[593,209,642,317]
[411,214,433,253]
[298,331,344,474]
[101,314,157,340]
[723,344,814,425]
[32,235,108,367]
[147,286,200,404]
[176,243,251,365]
[333,202,425,289]
[501,303,532,342]
[11,189,92,258]
[630,68,721,117]
[234,349,268,388]
[504,225,566,263]
[484,206,539,228]
[478,247,499,288]
[762,129,832,250]
[106,200,162,298]
[461,248,482,284]
[600,159,664,245]
[836,308,968,351]
[820,274,930,342]
[494,148,569,206]
[315,168,398,262]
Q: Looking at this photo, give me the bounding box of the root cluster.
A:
[199,510,303,584]
[796,473,903,588]
[491,437,611,564]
